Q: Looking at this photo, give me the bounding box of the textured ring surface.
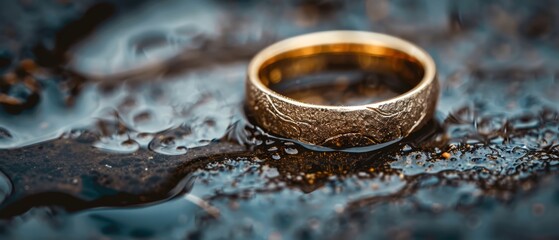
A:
[246,31,439,148]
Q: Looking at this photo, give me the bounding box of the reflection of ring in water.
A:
[250,119,441,193]
[246,31,439,148]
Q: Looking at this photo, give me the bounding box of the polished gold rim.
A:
[246,31,439,148]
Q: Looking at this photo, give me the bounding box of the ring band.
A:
[246,31,439,148]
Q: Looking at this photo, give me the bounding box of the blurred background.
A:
[0,0,559,239]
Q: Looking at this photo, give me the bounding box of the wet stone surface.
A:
[1,0,559,239]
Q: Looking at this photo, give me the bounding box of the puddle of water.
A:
[3,189,204,239]
[69,0,223,76]
[1,0,559,239]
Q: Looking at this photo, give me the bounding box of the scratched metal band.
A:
[246,31,439,148]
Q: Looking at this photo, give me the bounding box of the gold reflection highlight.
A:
[258,43,425,88]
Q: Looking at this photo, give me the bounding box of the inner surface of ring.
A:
[258,43,425,106]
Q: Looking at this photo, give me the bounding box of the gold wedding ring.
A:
[246,31,439,148]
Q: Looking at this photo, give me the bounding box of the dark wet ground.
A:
[1,0,559,239]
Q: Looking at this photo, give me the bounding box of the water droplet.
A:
[133,111,152,124]
[401,144,412,152]
[93,135,139,154]
[510,115,540,130]
[284,148,298,155]
[476,116,506,135]
[149,135,188,155]
[271,153,281,160]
